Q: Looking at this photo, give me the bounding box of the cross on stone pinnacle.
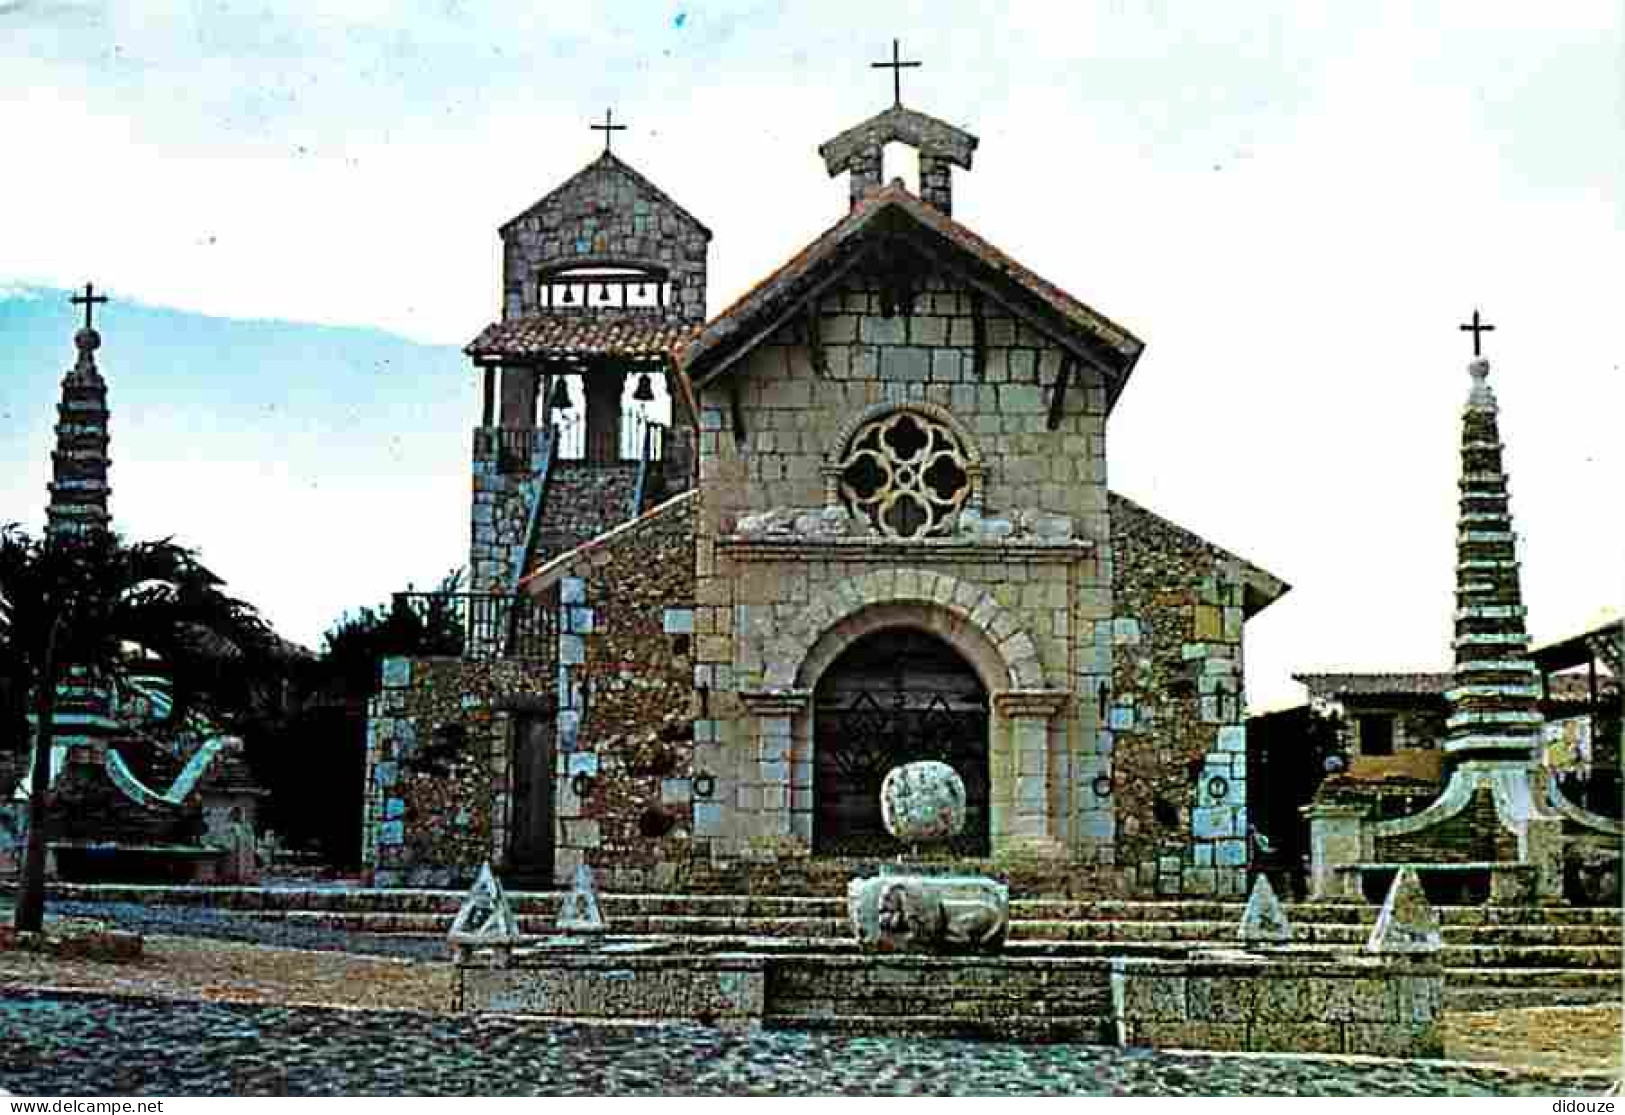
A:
[1459,308,1496,358]
[871,38,921,107]
[71,282,108,331]
[591,108,627,153]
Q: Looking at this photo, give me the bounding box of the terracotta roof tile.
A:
[466,315,701,362]
[1295,673,1453,698]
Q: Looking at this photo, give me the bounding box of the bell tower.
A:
[463,112,712,593]
[817,39,979,216]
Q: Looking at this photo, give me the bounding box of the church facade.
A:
[362,94,1287,899]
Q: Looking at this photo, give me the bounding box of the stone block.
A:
[378,820,404,846]
[1120,973,1186,1021]
[380,658,413,688]
[1194,605,1223,641]
[562,819,602,849]
[1344,1021,1443,1058]
[1129,1021,1248,1052]
[1187,973,1259,1021]
[860,315,906,345]
[1309,975,1396,1022]
[1247,1022,1341,1054]
[1214,839,1247,867]
[1216,725,1246,753]
[694,802,723,836]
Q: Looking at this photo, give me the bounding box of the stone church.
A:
[363,84,1288,899]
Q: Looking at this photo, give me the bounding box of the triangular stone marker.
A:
[1238,874,1291,945]
[557,863,607,933]
[1366,866,1442,955]
[447,862,520,956]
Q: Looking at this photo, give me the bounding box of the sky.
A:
[1,1,1620,711]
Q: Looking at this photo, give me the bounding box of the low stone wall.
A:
[764,954,1114,1041]
[1112,952,1443,1057]
[461,952,765,1022]
[459,947,1443,1056]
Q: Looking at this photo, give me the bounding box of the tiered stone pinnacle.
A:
[45,327,113,541]
[1444,357,1543,759]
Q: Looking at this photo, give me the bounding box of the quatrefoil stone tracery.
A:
[837,411,972,539]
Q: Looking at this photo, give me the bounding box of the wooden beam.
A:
[729,381,748,452]
[805,303,828,377]
[906,236,1127,384]
[1046,356,1074,431]
[691,252,869,390]
[970,292,986,379]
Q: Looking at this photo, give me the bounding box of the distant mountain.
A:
[0,286,477,650]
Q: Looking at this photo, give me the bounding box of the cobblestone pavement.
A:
[0,990,1611,1097]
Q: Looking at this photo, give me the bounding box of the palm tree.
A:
[0,525,272,931]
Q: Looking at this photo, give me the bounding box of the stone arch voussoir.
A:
[763,567,1045,692]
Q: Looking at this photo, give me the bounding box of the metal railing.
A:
[547,408,666,464]
[476,428,548,475]
[391,592,556,662]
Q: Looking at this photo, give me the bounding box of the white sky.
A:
[1,1,1620,710]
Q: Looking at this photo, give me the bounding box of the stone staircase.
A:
[48,884,1621,1007]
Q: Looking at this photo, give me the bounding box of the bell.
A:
[640,283,652,299]
[561,285,576,305]
[632,372,655,402]
[549,377,573,411]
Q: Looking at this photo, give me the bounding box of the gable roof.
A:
[499,150,713,240]
[1108,490,1290,617]
[678,182,1145,408]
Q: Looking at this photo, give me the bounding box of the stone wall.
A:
[532,491,698,889]
[690,272,1114,868]
[1106,493,1251,897]
[363,657,553,888]
[460,949,1444,1056]
[501,152,709,324]
[528,462,640,573]
[1112,953,1444,1057]
[470,429,547,594]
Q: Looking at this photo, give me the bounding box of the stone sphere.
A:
[880,760,967,842]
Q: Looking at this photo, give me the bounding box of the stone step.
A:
[253,906,1625,957]
[47,883,1623,927]
[1448,966,1622,990]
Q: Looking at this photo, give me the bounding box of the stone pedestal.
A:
[1304,801,1369,900]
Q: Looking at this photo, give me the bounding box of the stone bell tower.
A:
[816,39,978,215]
[462,111,712,593]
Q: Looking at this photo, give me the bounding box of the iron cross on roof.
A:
[71,282,108,330]
[871,38,921,107]
[1459,308,1496,357]
[591,108,627,153]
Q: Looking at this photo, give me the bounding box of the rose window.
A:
[838,411,972,538]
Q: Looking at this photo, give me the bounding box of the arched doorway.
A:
[812,627,989,856]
